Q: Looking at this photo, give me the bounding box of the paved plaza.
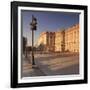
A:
[22,53,79,77]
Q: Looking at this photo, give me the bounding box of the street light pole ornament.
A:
[30,15,37,30]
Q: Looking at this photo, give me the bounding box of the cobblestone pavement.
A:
[22,53,79,77]
[22,55,46,77]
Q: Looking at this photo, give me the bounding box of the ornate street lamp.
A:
[30,15,37,68]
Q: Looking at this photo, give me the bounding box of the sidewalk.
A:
[22,54,79,77]
[22,55,46,77]
[35,54,79,76]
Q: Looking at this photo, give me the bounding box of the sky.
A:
[21,10,80,46]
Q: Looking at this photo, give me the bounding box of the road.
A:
[22,53,79,77]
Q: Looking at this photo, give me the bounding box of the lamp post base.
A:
[31,55,37,68]
[32,64,37,68]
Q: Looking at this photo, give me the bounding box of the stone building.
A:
[36,32,55,52]
[36,24,79,53]
[65,24,79,52]
[36,32,47,46]
[55,30,65,52]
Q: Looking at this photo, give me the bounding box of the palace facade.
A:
[36,24,79,52]
[65,24,79,52]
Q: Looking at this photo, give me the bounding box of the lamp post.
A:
[30,15,37,67]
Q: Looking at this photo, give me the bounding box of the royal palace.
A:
[36,24,79,53]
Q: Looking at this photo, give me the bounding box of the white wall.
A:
[0,0,89,90]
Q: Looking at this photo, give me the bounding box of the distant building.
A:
[36,24,79,53]
[23,37,27,54]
